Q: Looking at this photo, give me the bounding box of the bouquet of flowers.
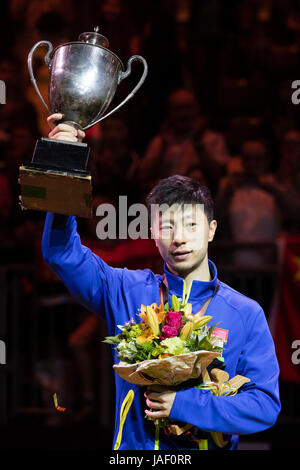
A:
[104,293,224,394]
[104,294,250,447]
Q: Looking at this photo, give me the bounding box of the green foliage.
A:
[127,324,143,339]
[161,337,189,355]
[133,340,156,362]
[103,335,122,345]
[152,344,167,357]
[181,315,188,327]
[207,322,219,338]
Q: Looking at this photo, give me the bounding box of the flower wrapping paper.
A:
[113,350,220,386]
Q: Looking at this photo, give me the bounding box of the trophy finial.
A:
[78,27,109,48]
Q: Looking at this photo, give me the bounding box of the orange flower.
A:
[139,304,149,325]
[150,302,165,324]
[139,302,165,325]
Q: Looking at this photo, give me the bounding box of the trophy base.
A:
[19,165,92,218]
[19,137,92,217]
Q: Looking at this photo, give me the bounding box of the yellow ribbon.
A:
[196,381,237,397]
[198,439,208,450]
[195,382,237,448]
[182,279,193,306]
[114,390,134,450]
[53,393,58,408]
[154,425,160,450]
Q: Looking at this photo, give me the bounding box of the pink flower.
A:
[160,325,178,341]
[165,311,183,330]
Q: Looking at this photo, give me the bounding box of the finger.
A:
[48,124,78,137]
[144,391,163,402]
[145,409,167,419]
[47,113,64,130]
[77,129,85,139]
[48,132,78,142]
[146,398,162,409]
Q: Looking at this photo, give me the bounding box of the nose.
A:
[172,226,186,245]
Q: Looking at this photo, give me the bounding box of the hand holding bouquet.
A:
[104,293,250,448]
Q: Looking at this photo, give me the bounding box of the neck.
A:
[167,254,212,291]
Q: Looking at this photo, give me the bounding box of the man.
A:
[139,89,206,193]
[41,114,280,450]
[215,139,282,267]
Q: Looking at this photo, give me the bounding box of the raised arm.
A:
[42,212,124,319]
[42,114,123,321]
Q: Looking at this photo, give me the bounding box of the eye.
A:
[186,222,197,228]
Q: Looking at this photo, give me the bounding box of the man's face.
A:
[151,203,217,276]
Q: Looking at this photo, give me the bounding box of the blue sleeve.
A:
[169,307,281,434]
[42,213,123,321]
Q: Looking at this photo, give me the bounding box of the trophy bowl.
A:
[28,27,148,130]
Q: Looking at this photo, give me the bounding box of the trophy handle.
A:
[28,40,53,114]
[84,55,148,130]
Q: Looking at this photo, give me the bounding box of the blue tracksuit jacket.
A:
[42,213,281,450]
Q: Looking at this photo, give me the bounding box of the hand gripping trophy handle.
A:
[27,41,148,130]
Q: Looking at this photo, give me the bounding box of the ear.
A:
[208,220,217,242]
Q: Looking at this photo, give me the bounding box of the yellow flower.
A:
[193,315,212,330]
[146,306,159,336]
[136,328,155,343]
[180,321,193,340]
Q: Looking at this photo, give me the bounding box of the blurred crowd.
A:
[1,0,300,426]
[1,0,300,260]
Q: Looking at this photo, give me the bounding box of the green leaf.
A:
[208,322,219,338]
[196,336,214,351]
[103,335,122,345]
[128,342,138,352]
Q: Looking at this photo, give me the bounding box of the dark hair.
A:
[146,175,214,223]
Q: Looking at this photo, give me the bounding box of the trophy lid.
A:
[78,26,109,48]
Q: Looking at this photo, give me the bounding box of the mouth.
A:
[172,251,192,261]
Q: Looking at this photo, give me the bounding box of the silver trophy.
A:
[19,27,148,217]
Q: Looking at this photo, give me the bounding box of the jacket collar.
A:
[163,259,218,301]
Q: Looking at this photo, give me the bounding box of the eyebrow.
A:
[160,213,196,223]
